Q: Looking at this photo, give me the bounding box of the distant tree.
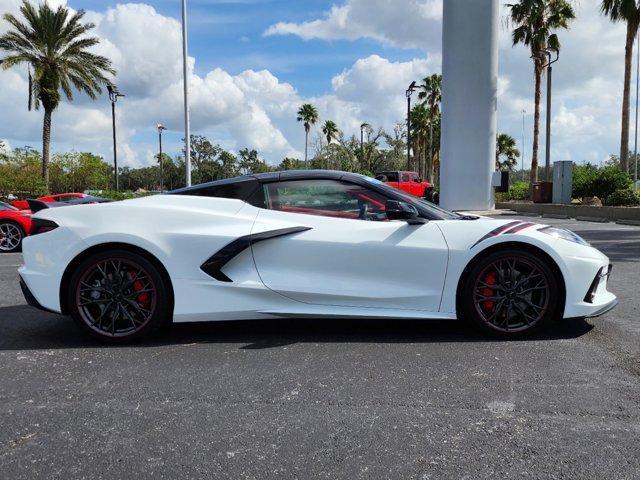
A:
[418,73,442,181]
[297,104,319,165]
[410,103,430,177]
[0,1,115,188]
[507,0,575,185]
[49,152,110,192]
[218,150,239,179]
[238,148,270,174]
[496,133,521,171]
[278,157,305,171]
[321,120,340,146]
[601,0,640,173]
[187,135,222,183]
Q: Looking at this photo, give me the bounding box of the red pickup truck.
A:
[375,171,433,198]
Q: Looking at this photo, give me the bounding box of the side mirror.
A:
[385,200,425,224]
[414,178,422,183]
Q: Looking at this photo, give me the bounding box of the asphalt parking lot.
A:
[0,216,639,479]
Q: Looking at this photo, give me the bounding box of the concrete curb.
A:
[576,216,608,223]
[496,202,640,225]
[616,219,640,226]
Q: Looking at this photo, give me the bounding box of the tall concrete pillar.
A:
[440,0,499,211]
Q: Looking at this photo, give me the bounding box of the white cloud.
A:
[265,0,442,50]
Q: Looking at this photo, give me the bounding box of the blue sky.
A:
[0,0,632,168]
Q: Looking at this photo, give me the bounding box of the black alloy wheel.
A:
[461,249,560,336]
[68,250,170,342]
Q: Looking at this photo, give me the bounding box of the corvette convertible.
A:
[18,170,616,342]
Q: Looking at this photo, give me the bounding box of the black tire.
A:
[459,248,561,338]
[0,221,25,253]
[67,249,171,343]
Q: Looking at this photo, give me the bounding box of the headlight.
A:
[539,226,590,246]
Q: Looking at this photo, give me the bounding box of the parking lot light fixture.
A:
[157,124,167,193]
[181,0,192,187]
[406,81,417,170]
[521,109,526,182]
[634,32,639,190]
[107,84,125,191]
[541,49,559,183]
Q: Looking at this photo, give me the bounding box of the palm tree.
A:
[297,103,319,166]
[0,1,115,188]
[496,133,521,171]
[418,74,442,181]
[507,0,575,185]
[410,103,430,178]
[321,120,340,170]
[321,120,339,146]
[601,0,640,173]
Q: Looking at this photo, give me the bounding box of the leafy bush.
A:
[605,188,640,206]
[495,181,529,202]
[508,181,529,200]
[573,164,631,200]
[93,190,155,201]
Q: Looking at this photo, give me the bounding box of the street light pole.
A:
[107,84,125,191]
[157,124,167,193]
[406,81,417,171]
[181,0,192,187]
[542,50,559,182]
[634,31,639,190]
[521,109,526,182]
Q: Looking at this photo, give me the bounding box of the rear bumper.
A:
[19,275,59,314]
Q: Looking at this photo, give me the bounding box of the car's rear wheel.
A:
[0,221,25,253]
[67,250,171,343]
[460,249,560,337]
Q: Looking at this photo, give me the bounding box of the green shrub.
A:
[495,181,529,202]
[573,164,631,200]
[495,191,508,202]
[94,190,155,201]
[605,188,640,206]
[508,181,529,200]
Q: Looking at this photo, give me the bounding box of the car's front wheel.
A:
[459,249,561,337]
[0,221,25,253]
[67,249,171,343]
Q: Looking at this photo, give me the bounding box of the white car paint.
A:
[18,193,616,323]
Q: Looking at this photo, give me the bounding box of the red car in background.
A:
[10,192,87,211]
[375,171,433,198]
[0,201,32,253]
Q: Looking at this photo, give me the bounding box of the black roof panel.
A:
[167,170,370,194]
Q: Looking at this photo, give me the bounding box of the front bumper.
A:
[563,257,617,319]
[585,298,619,318]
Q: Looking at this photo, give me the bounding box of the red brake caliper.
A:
[130,272,150,308]
[482,271,496,311]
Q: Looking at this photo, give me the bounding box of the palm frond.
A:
[0,0,116,114]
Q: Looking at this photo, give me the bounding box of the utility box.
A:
[552,161,573,204]
[532,182,553,203]
[492,171,509,193]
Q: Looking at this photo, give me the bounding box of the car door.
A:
[250,178,449,312]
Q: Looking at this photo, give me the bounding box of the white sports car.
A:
[18,170,617,342]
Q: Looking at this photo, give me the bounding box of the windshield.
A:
[0,201,18,211]
[361,176,460,220]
